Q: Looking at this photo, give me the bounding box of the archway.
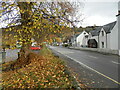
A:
[88,39,98,48]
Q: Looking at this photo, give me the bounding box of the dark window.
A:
[85,35,88,38]
[102,42,104,48]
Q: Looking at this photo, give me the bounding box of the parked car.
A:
[30,46,41,50]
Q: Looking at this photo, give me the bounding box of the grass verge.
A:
[2,45,79,89]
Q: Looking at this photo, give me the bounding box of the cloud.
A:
[82,15,116,27]
[81,2,118,27]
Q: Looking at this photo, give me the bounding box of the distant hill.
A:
[71,26,100,34]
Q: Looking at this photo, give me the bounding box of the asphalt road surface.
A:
[0,49,41,63]
[1,49,20,63]
[49,46,120,88]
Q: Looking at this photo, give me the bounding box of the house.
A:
[99,21,116,49]
[76,31,89,47]
[70,31,89,47]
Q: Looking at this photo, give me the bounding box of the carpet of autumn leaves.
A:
[1,46,78,89]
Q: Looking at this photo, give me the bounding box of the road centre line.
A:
[55,50,120,85]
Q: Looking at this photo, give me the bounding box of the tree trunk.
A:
[10,2,34,70]
[17,2,33,58]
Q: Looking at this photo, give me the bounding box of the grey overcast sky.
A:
[0,1,119,28]
[80,1,119,27]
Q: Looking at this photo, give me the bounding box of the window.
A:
[85,35,88,38]
[102,31,104,36]
[102,42,104,48]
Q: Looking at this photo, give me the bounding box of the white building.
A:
[99,21,116,49]
[76,31,89,47]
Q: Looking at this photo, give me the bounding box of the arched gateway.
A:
[88,39,98,48]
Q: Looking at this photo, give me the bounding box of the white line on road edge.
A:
[111,61,120,65]
[64,55,120,85]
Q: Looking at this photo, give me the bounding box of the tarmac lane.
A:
[49,46,120,88]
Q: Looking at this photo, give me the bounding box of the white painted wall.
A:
[82,36,88,46]
[88,33,92,40]
[76,31,88,47]
[107,33,111,49]
[110,21,118,50]
[99,28,107,48]
[110,1,120,50]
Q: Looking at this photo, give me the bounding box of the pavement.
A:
[49,46,120,88]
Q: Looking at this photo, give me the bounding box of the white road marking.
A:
[111,61,120,65]
[54,49,120,85]
[88,55,98,59]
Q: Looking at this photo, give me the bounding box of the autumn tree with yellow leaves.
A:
[1,1,83,59]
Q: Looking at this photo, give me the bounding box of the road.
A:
[49,46,120,88]
[0,49,40,63]
[0,49,19,62]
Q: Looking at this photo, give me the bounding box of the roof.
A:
[89,21,116,36]
[90,26,103,36]
[103,21,116,34]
